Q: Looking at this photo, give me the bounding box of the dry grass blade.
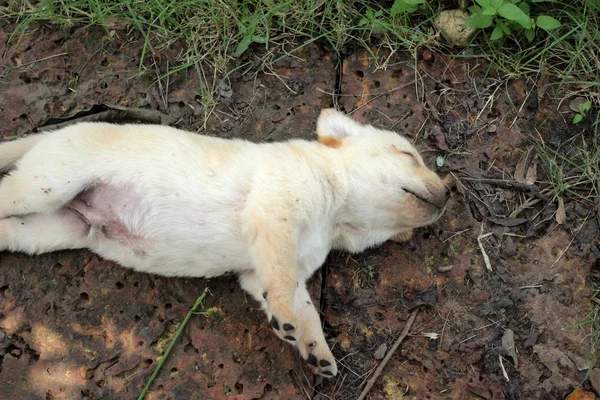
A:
[478,229,493,272]
[137,288,210,400]
[356,309,418,400]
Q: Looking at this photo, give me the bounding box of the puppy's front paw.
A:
[264,294,299,343]
[300,340,338,378]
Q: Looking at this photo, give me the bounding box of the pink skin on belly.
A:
[66,184,146,250]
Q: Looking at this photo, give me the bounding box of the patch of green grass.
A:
[534,118,600,204]
[0,0,434,101]
[367,264,375,280]
[1,1,598,124]
[459,1,600,105]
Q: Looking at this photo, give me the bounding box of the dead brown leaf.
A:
[525,163,537,185]
[515,149,535,185]
[556,197,567,225]
[566,388,596,400]
[569,97,588,113]
[515,155,528,184]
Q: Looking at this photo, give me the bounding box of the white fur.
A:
[0,109,448,377]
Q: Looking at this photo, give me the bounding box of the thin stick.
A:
[356,309,418,400]
[550,214,590,268]
[499,355,510,382]
[137,288,209,400]
[478,231,494,272]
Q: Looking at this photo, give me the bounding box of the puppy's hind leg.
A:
[0,210,89,255]
[0,148,93,218]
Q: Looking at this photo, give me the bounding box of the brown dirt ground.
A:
[1,23,599,400]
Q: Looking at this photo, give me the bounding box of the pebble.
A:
[374,343,387,360]
[589,368,600,395]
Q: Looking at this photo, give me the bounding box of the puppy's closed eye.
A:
[392,145,419,167]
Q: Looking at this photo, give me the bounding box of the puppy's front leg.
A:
[239,272,338,378]
[248,221,299,343]
[295,284,338,377]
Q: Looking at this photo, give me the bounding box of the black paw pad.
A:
[319,359,331,367]
[282,323,294,331]
[307,354,318,367]
[322,370,334,376]
[270,316,280,330]
[284,335,296,341]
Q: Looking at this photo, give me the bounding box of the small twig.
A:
[137,288,209,400]
[509,197,541,219]
[356,309,418,400]
[461,177,549,202]
[459,335,477,344]
[550,214,590,268]
[475,84,502,122]
[509,87,533,129]
[478,229,494,272]
[19,52,68,67]
[442,228,471,243]
[499,355,510,382]
[425,94,441,122]
[519,284,543,289]
[466,318,504,333]
[291,370,312,400]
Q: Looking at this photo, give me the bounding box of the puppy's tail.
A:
[0,135,42,171]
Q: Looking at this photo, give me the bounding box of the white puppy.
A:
[0,109,448,377]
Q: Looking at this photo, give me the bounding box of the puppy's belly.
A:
[65,184,250,277]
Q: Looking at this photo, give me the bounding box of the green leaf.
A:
[403,0,425,4]
[491,26,504,40]
[436,156,445,167]
[497,3,532,28]
[475,0,492,7]
[536,15,562,31]
[482,6,497,15]
[491,0,504,7]
[573,114,584,124]
[233,36,252,57]
[518,2,530,14]
[466,8,494,28]
[524,28,535,42]
[580,100,592,112]
[498,19,511,34]
[391,0,416,16]
[251,35,267,44]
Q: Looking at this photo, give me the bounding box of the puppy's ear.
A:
[316,108,361,148]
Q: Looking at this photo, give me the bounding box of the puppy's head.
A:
[317,108,449,231]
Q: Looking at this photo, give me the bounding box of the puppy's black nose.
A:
[444,185,451,202]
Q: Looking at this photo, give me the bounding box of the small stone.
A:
[567,350,591,371]
[569,97,588,113]
[216,80,233,99]
[433,9,477,47]
[374,343,387,360]
[588,368,600,395]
